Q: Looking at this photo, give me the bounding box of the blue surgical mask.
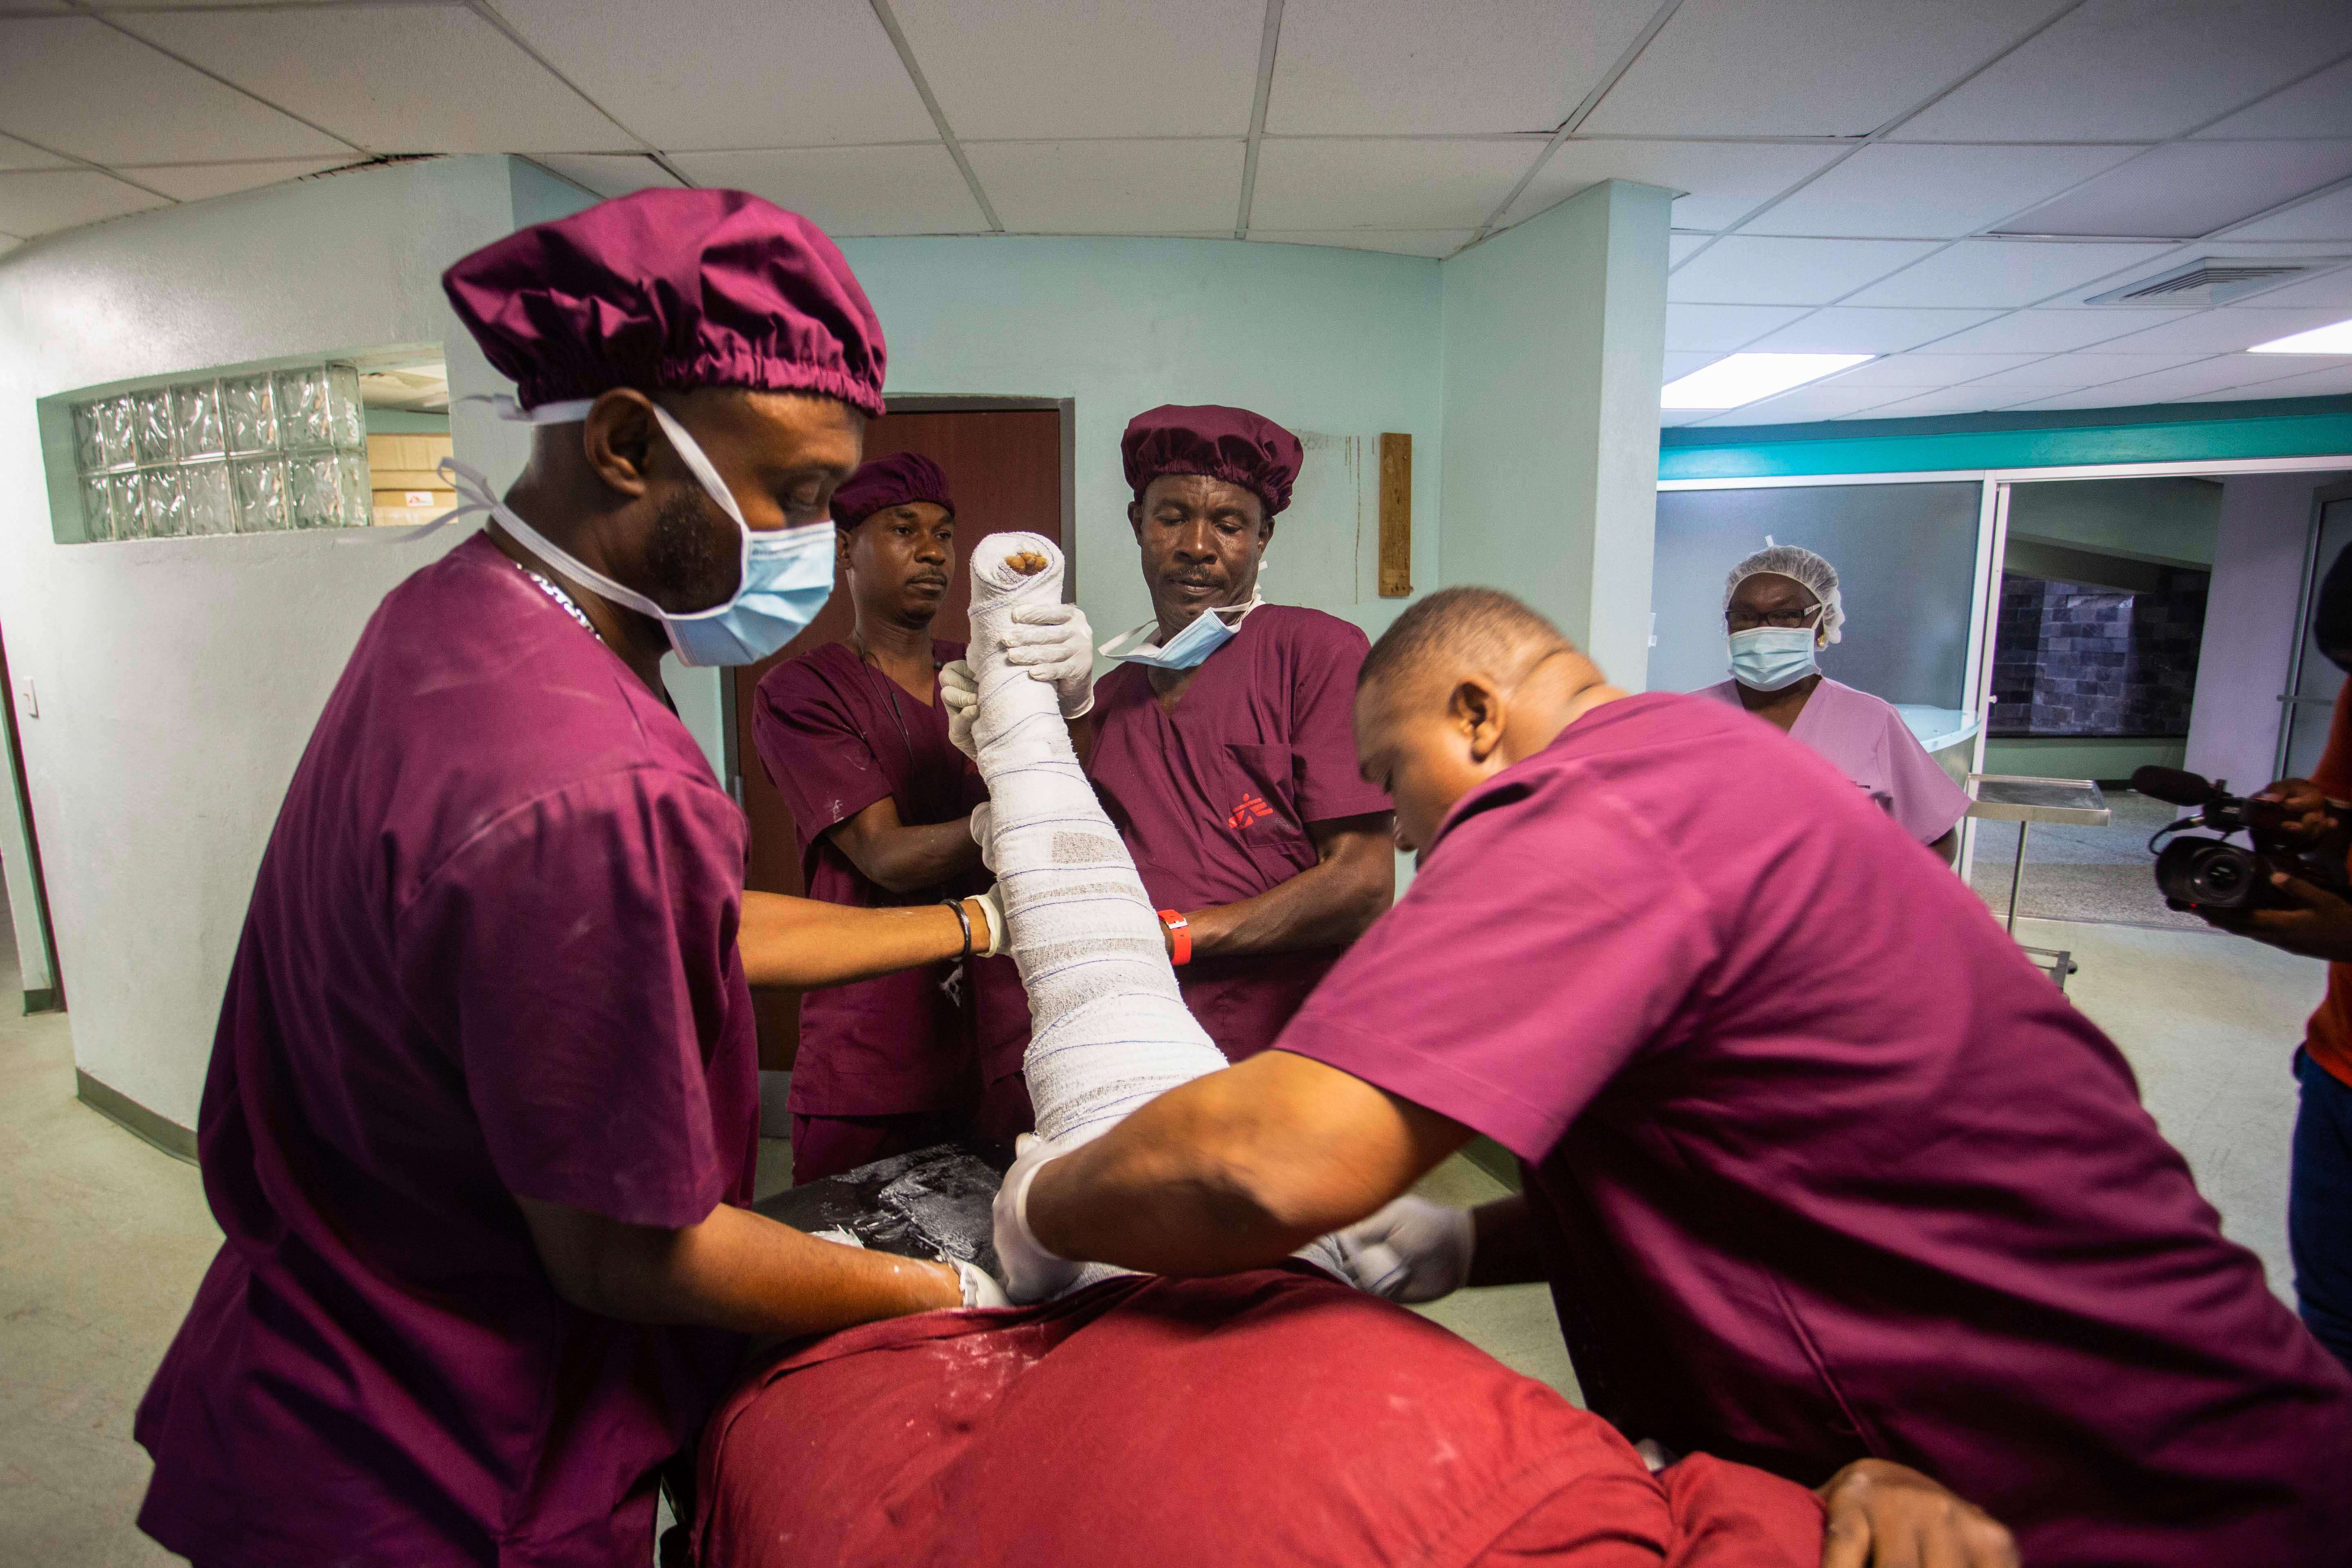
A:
[433,396,835,667]
[1100,585,1263,670]
[1727,625,1820,692]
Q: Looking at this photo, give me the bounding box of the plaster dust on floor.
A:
[0,880,2324,1565]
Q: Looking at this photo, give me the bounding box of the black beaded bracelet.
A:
[941,897,973,962]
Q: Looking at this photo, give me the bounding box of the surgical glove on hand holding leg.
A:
[955,1259,1010,1310]
[997,602,1096,719]
[971,884,1006,957]
[992,1134,1084,1303]
[940,660,980,760]
[968,802,996,875]
[1338,1196,1474,1303]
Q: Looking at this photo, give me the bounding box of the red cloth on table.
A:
[693,1267,1822,1567]
[753,639,1029,1135]
[1085,605,1392,1062]
[137,532,757,1566]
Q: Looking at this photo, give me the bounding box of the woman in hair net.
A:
[1697,544,1969,859]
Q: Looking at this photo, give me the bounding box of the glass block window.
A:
[69,363,370,540]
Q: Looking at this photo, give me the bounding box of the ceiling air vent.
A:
[2083,256,2344,307]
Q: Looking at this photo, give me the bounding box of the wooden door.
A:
[733,408,1065,1069]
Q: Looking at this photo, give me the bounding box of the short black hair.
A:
[1359,586,1568,691]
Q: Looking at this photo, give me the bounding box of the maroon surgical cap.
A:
[831,451,954,529]
[1122,404,1301,518]
[442,188,886,417]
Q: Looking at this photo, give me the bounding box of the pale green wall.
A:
[1438,180,1671,686]
[838,234,1446,651]
[1984,735,2186,779]
[2005,477,2222,567]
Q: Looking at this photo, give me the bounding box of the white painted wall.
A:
[2185,471,2352,792]
[1437,180,1672,688]
[0,156,537,1126]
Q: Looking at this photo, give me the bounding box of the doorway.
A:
[728,401,1070,1070]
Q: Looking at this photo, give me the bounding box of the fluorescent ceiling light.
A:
[1661,353,1875,410]
[2247,317,2352,354]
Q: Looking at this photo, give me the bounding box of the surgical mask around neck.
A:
[434,394,836,667]
[1100,581,1264,670]
[1726,625,1821,692]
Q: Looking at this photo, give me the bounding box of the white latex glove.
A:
[940,659,980,760]
[998,602,1096,720]
[955,1258,1010,1310]
[971,884,1007,958]
[991,1133,1084,1303]
[969,801,997,876]
[1334,1196,1474,1304]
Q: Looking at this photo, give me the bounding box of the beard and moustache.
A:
[640,485,740,615]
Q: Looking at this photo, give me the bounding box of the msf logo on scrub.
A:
[1227,793,1276,831]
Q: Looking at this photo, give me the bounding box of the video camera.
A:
[2133,766,2351,911]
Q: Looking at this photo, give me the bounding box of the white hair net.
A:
[1725,543,1844,646]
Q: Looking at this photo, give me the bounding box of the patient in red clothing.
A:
[696,1264,1831,1566]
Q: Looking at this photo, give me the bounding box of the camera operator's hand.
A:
[2250,777,2346,848]
[2199,871,2352,963]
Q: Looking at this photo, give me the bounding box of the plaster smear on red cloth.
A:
[694,1267,1821,1566]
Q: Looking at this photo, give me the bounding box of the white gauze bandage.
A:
[966,533,1230,1145]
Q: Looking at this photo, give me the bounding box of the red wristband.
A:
[1158,909,1191,967]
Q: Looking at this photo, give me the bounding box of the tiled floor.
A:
[0,891,2321,1564]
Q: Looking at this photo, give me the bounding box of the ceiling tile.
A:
[113,158,352,203]
[2196,57,2352,141]
[1955,353,2213,391]
[0,167,169,236]
[1584,0,2071,138]
[1746,144,2141,239]
[121,5,627,155]
[969,140,1243,233]
[528,154,683,201]
[1247,229,1474,258]
[2084,305,2352,355]
[0,17,349,164]
[1670,233,1710,265]
[495,0,932,151]
[1745,305,2007,353]
[2237,265,2352,310]
[1266,0,1658,136]
[2221,185,2352,243]
[1662,350,1723,381]
[1841,239,2173,307]
[1861,386,2039,417]
[1915,307,2197,353]
[0,132,70,171]
[889,0,1262,140]
[2194,361,2352,399]
[1505,139,1844,232]
[1659,407,1717,427]
[1690,383,1907,423]
[1997,141,2352,240]
[1664,302,1813,350]
[667,145,984,236]
[2007,354,2328,407]
[1817,352,2048,388]
[1250,138,1541,230]
[0,236,17,260]
[1896,0,2352,142]
[1666,236,1944,305]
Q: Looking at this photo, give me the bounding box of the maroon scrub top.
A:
[135,532,760,1568]
[1277,691,2352,1566]
[1085,606,1390,1061]
[753,640,1028,1115]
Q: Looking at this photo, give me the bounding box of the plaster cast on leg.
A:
[967,535,1351,1287]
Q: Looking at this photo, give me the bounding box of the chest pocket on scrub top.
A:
[1219,743,1315,879]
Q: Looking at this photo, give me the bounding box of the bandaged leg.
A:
[967,535,1348,1286]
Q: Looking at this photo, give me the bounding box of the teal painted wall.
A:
[837,234,1446,650]
[1439,181,1671,685]
[1660,398,2352,481]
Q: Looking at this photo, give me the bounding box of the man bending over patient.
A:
[996,586,2352,1568]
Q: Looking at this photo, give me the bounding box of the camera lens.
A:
[2192,854,2249,901]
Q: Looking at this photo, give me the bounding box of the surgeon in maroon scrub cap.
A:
[133,190,1009,1568]
[1057,405,1394,1061]
[756,452,1086,1183]
[999,589,2352,1568]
